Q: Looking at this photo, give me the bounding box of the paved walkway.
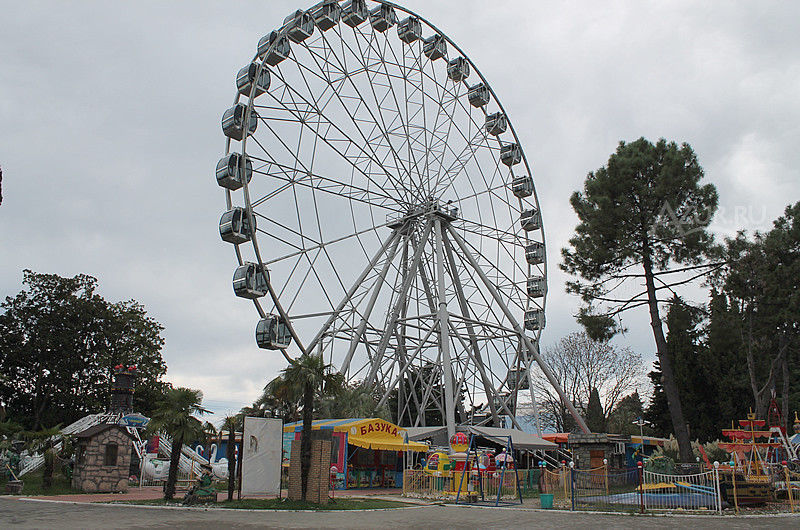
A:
[2,497,799,529]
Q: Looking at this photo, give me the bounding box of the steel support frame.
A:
[446,223,590,434]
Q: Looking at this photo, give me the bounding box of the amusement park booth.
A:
[283,418,428,489]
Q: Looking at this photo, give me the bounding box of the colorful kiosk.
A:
[283,418,428,489]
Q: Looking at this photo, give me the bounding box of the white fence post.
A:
[713,461,722,515]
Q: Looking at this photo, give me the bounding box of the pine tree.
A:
[586,387,606,432]
[562,138,720,461]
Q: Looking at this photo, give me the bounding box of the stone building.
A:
[72,424,135,493]
[568,433,629,470]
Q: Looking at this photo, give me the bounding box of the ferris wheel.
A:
[216,0,588,436]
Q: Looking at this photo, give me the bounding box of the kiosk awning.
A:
[283,418,428,452]
[347,435,428,452]
[468,426,557,451]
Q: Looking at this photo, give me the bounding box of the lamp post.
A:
[632,417,646,439]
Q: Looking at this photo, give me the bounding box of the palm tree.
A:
[148,387,209,500]
[222,414,241,501]
[201,421,217,463]
[281,354,343,501]
[318,383,390,420]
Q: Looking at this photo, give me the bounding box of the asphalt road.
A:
[2,497,798,529]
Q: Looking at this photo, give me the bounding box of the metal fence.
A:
[572,466,641,512]
[643,468,721,513]
[404,462,799,515]
[402,468,520,501]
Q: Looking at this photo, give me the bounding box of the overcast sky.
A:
[1,1,798,426]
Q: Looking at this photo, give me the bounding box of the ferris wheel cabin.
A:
[511,175,534,198]
[500,142,522,166]
[258,31,291,66]
[525,242,545,265]
[222,104,258,141]
[369,4,397,32]
[219,207,255,245]
[520,208,541,231]
[447,57,470,82]
[216,153,253,191]
[485,112,508,136]
[232,262,269,299]
[423,34,447,61]
[527,276,546,298]
[313,1,341,31]
[524,309,545,331]
[397,16,422,43]
[256,316,292,350]
[284,10,315,43]
[468,83,490,107]
[342,0,368,27]
[236,62,270,98]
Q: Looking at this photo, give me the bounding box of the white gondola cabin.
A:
[468,83,490,107]
[527,276,545,298]
[257,31,291,66]
[219,207,255,244]
[313,0,341,31]
[256,315,292,350]
[369,4,397,32]
[511,175,533,198]
[236,62,270,98]
[520,208,541,231]
[447,57,470,82]
[500,142,521,166]
[216,153,253,191]
[397,16,422,43]
[524,309,545,331]
[485,112,507,136]
[284,10,315,43]
[423,34,447,61]
[222,104,258,141]
[525,242,544,265]
[342,0,368,27]
[232,262,268,299]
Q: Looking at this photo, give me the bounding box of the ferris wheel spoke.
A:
[303,228,401,355]
[306,27,415,203]
[254,70,411,209]
[248,158,400,212]
[344,27,417,191]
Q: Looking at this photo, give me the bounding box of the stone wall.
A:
[72,427,132,493]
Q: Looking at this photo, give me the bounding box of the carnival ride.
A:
[216,0,589,439]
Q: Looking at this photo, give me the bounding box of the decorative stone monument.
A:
[71,424,135,492]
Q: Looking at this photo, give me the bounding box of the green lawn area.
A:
[1,469,82,496]
[115,497,414,510]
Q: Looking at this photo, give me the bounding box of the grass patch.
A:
[1,469,82,496]
[113,497,413,510]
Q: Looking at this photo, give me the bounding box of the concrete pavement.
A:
[2,497,799,529]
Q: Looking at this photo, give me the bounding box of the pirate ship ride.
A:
[712,399,797,505]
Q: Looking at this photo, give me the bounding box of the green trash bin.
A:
[539,493,554,509]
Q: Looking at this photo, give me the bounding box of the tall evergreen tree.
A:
[585,387,605,432]
[607,392,646,436]
[562,138,719,461]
